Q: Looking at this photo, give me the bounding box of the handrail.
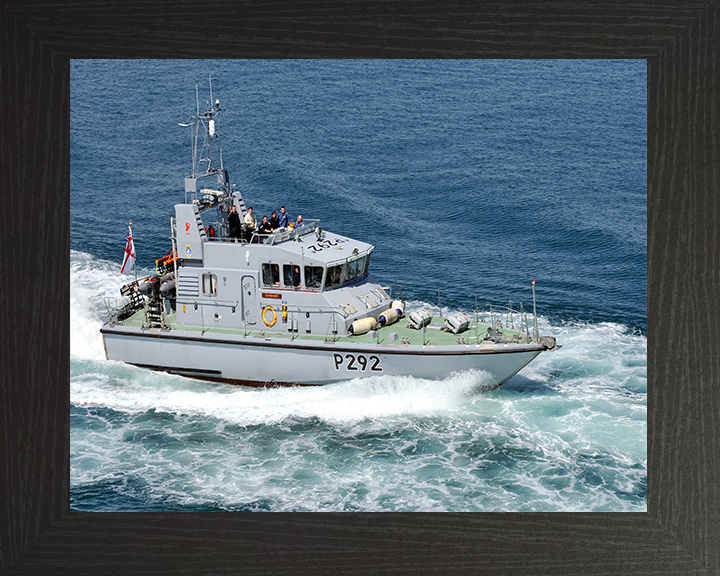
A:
[281,307,347,341]
[252,219,321,245]
[322,310,348,342]
[104,296,126,325]
[185,298,240,308]
[281,305,348,319]
[204,219,322,245]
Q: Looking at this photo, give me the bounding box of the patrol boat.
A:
[100,80,559,388]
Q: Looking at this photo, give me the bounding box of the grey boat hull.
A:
[101,325,544,387]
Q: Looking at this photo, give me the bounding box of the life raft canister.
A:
[407,309,432,330]
[444,312,469,334]
[262,305,278,327]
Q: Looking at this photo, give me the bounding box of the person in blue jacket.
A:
[278,205,289,228]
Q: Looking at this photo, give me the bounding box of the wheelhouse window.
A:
[262,263,280,286]
[326,264,343,289]
[363,252,372,275]
[346,255,366,283]
[283,264,302,288]
[304,266,324,289]
[325,250,372,290]
[202,272,218,296]
[344,259,356,281]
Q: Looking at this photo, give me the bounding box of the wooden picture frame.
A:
[1,2,714,573]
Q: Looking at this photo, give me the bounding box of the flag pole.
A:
[130,219,137,284]
[532,280,538,341]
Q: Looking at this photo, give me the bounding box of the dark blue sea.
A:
[70,59,646,512]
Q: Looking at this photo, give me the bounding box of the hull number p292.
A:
[333,353,383,372]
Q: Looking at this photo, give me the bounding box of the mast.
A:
[181,75,228,204]
[193,83,199,177]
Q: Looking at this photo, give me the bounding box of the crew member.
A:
[244,206,257,241]
[269,210,280,230]
[228,205,241,241]
[258,215,273,235]
[278,206,289,228]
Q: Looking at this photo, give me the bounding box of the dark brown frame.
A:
[1,2,716,573]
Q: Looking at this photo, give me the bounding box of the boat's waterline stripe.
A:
[129,363,317,387]
[101,326,546,356]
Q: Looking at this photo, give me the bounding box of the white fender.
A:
[378,308,399,326]
[349,316,378,335]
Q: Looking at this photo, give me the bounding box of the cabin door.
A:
[242,275,258,325]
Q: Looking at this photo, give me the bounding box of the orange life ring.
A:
[262,305,277,327]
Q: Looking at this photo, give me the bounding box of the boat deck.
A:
[112,307,534,348]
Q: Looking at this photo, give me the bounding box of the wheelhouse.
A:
[259,249,373,292]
